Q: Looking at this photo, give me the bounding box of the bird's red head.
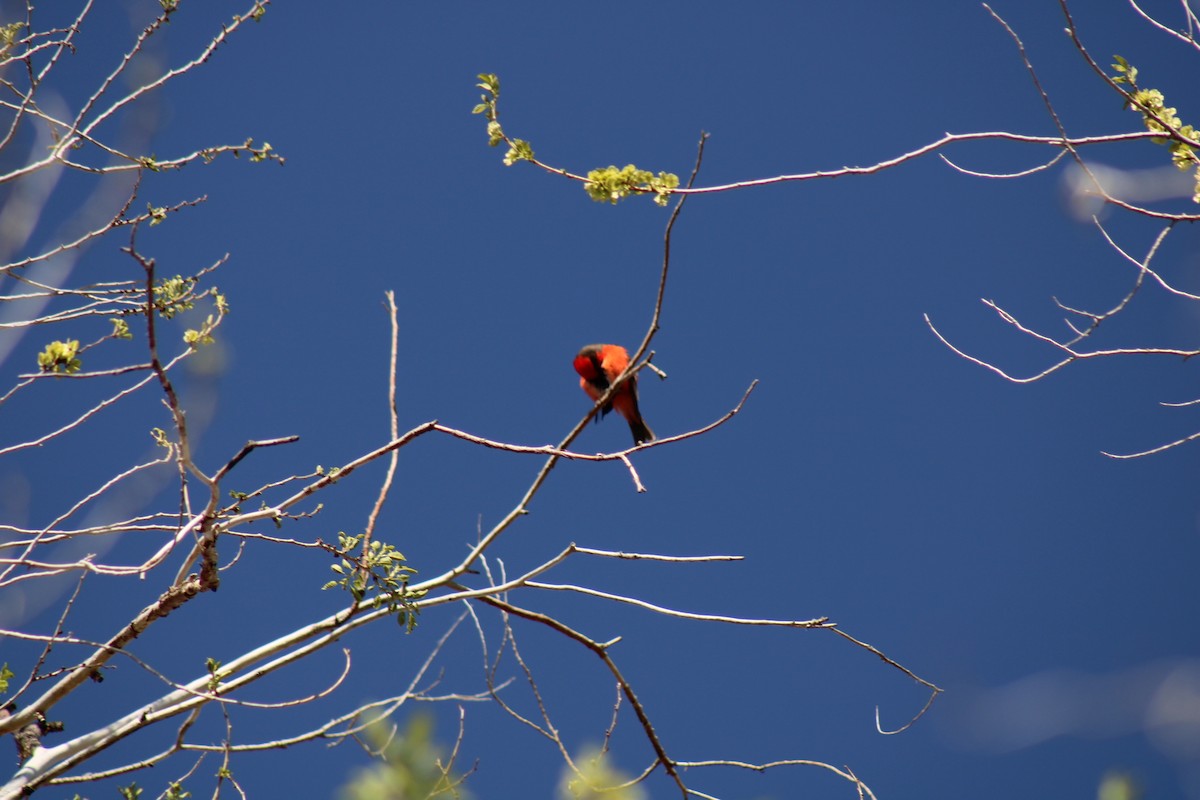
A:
[573,344,606,384]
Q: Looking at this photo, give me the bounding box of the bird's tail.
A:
[627,416,654,445]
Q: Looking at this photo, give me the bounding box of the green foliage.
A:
[0,21,26,55]
[183,316,217,347]
[37,339,81,373]
[1110,54,1138,86]
[1112,55,1200,202]
[472,73,535,166]
[150,427,170,448]
[338,714,470,800]
[584,165,679,206]
[1097,771,1140,800]
[249,141,274,163]
[148,203,167,226]
[324,532,425,631]
[111,318,133,340]
[205,658,223,692]
[472,73,502,143]
[485,119,503,147]
[0,662,13,695]
[503,138,534,166]
[158,281,224,346]
[558,749,644,800]
[208,137,282,165]
[473,73,678,204]
[226,490,247,514]
[118,783,143,800]
[164,782,191,800]
[153,275,196,319]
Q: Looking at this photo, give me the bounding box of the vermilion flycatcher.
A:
[573,344,655,445]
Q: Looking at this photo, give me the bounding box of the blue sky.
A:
[2,1,1199,798]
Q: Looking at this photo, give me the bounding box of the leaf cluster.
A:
[338,714,470,800]
[558,748,644,800]
[1112,55,1200,202]
[0,21,25,55]
[585,164,679,207]
[153,275,197,319]
[183,306,222,348]
[473,73,534,167]
[473,73,679,204]
[324,532,425,631]
[36,340,81,374]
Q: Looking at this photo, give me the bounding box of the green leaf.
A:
[110,318,133,339]
[476,73,500,94]
[1110,54,1137,85]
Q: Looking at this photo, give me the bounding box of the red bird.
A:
[573,344,655,445]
